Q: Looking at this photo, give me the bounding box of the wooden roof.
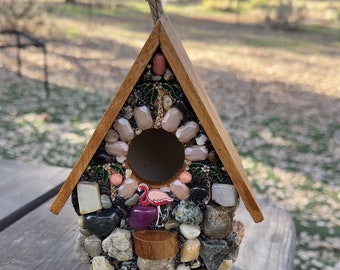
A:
[50,17,264,223]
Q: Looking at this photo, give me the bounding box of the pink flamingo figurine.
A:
[138,183,173,227]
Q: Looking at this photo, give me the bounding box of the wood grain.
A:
[0,159,70,221]
[0,199,87,270]
[234,198,296,270]
[158,17,264,222]
[133,230,178,260]
[49,22,161,215]
[0,197,294,270]
[50,16,264,223]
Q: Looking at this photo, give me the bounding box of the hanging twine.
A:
[146,0,164,24]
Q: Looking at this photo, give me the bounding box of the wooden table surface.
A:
[0,159,296,270]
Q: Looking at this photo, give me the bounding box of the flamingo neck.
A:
[138,184,149,206]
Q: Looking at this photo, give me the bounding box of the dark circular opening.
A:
[127,129,185,183]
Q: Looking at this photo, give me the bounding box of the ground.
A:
[0,1,339,269]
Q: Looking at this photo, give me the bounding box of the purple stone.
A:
[128,205,157,231]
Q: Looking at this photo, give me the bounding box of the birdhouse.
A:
[50,10,263,270]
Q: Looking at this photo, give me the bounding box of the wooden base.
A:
[133,230,178,260]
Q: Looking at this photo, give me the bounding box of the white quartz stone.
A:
[133,106,154,130]
[212,183,238,207]
[179,224,201,240]
[113,118,134,142]
[185,145,208,161]
[91,256,115,270]
[176,121,199,143]
[195,134,207,146]
[176,264,191,270]
[77,182,102,215]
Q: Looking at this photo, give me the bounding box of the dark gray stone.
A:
[200,240,228,270]
[84,209,120,238]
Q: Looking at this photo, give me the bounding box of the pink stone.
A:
[152,53,167,75]
[170,180,190,200]
[185,145,208,161]
[179,171,192,184]
[113,118,134,142]
[105,141,129,156]
[133,106,153,130]
[117,178,138,199]
[176,121,199,143]
[161,107,183,132]
[110,173,123,186]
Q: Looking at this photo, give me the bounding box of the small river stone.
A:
[172,201,203,226]
[91,256,115,270]
[137,256,175,270]
[176,264,190,270]
[124,193,139,206]
[84,235,102,257]
[74,232,90,264]
[203,205,234,239]
[105,129,119,143]
[84,209,120,237]
[180,238,201,263]
[164,219,180,230]
[217,259,233,270]
[101,194,112,209]
[102,228,133,261]
[180,224,201,239]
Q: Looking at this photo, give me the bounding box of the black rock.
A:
[93,152,112,165]
[190,186,208,202]
[84,209,120,238]
[173,99,187,113]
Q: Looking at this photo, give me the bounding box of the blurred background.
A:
[0,0,339,269]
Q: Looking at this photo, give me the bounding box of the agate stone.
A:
[128,205,157,231]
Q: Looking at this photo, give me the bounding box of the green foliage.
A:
[264,0,307,30]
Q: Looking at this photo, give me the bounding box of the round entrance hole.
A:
[127,129,185,184]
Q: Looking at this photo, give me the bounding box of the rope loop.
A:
[146,0,164,24]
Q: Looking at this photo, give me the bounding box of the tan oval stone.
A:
[163,94,173,110]
[217,259,233,270]
[180,238,201,263]
[105,129,119,143]
[91,256,115,270]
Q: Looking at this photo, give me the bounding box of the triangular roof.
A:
[50,17,264,223]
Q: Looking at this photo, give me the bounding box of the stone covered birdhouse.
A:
[50,8,264,270]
